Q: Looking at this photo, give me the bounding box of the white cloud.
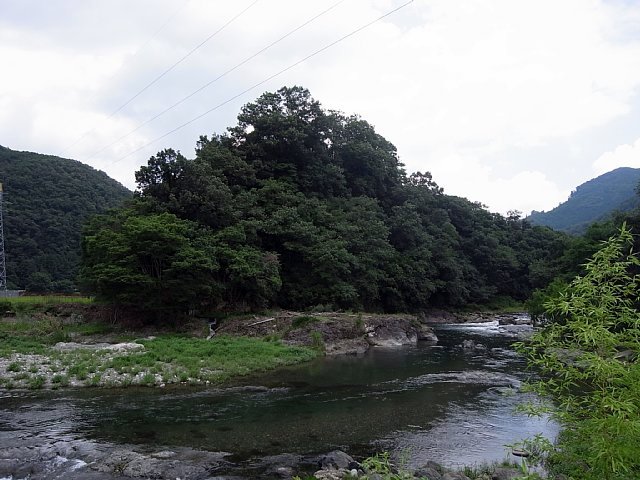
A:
[2,0,640,211]
[420,151,567,215]
[593,137,640,174]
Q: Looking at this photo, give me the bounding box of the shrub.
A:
[7,361,21,372]
[310,331,325,353]
[517,225,640,479]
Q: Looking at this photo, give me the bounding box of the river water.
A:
[0,319,557,479]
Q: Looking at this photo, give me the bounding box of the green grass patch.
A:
[3,296,93,306]
[0,318,114,357]
[27,375,45,390]
[0,296,92,316]
[0,316,319,388]
[0,334,48,356]
[309,331,325,353]
[128,335,318,383]
[51,374,69,386]
[68,322,114,336]
[141,373,156,386]
[7,361,22,372]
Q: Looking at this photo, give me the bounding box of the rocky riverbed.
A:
[217,310,440,353]
[0,432,527,480]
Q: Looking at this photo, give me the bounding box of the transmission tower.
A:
[0,183,6,291]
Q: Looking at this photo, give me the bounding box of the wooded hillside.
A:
[528,167,640,234]
[81,87,569,314]
[0,146,132,290]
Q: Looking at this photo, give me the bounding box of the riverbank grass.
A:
[0,315,318,389]
[110,335,318,384]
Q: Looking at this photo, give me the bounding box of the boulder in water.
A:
[497,314,531,325]
[461,339,487,351]
[417,324,438,343]
[366,324,418,347]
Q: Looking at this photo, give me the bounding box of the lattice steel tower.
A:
[0,183,6,291]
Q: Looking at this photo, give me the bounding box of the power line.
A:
[107,0,261,116]
[110,0,415,165]
[130,0,192,57]
[58,0,191,157]
[87,0,347,162]
[59,0,259,157]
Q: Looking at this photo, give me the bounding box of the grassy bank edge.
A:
[0,315,319,390]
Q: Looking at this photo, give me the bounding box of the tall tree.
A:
[81,207,220,315]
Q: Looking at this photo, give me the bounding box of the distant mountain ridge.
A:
[528,167,640,234]
[0,145,132,290]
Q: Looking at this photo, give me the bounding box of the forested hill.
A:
[81,86,570,314]
[0,146,132,290]
[528,167,640,234]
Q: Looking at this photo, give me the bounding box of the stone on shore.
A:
[416,324,438,342]
[414,460,445,479]
[366,323,418,347]
[492,466,525,479]
[318,450,356,470]
[442,471,472,480]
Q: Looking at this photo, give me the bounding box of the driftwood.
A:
[247,317,275,327]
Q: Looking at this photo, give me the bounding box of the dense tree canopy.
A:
[0,146,132,291]
[81,86,568,314]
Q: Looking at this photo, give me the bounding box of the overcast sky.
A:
[2,0,640,215]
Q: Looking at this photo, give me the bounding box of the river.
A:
[0,318,557,479]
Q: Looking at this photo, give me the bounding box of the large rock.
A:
[414,465,442,479]
[461,313,494,323]
[91,448,228,479]
[442,472,471,480]
[497,314,531,325]
[416,324,438,343]
[418,310,461,324]
[261,453,304,479]
[324,338,370,356]
[366,324,417,347]
[318,450,356,470]
[492,466,523,480]
[313,468,350,480]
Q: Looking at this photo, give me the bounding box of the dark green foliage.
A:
[528,167,640,234]
[518,226,640,479]
[80,207,222,314]
[81,86,567,313]
[0,146,132,290]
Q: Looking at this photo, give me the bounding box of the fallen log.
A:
[247,317,276,327]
